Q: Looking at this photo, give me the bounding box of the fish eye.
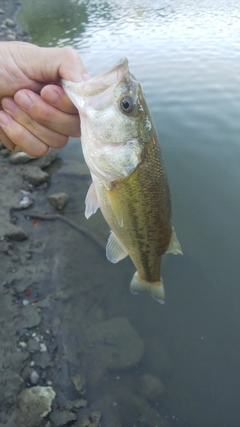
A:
[119,95,135,114]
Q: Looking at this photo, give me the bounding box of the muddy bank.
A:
[0,144,169,427]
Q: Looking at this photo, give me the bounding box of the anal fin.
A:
[106,231,128,263]
[166,226,183,255]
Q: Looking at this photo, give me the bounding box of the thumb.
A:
[24,44,89,83]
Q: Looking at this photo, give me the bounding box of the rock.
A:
[17,305,41,330]
[47,192,69,210]
[1,221,28,241]
[86,317,144,371]
[40,343,47,352]
[71,375,86,396]
[72,398,88,408]
[137,374,165,401]
[23,166,49,186]
[0,148,10,157]
[36,295,51,309]
[30,370,40,385]
[9,151,35,164]
[4,18,15,27]
[32,148,60,169]
[0,9,5,14]
[7,33,16,41]
[77,420,91,427]
[33,352,52,369]
[13,196,34,210]
[27,338,40,353]
[90,411,101,425]
[50,409,77,426]
[18,386,56,427]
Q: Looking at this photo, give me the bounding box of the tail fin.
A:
[130,272,165,304]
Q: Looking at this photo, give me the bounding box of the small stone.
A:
[90,410,101,425]
[40,343,47,352]
[71,399,88,409]
[47,192,69,210]
[7,33,16,41]
[23,165,49,186]
[0,148,10,157]
[9,151,35,164]
[4,18,15,27]
[22,299,29,306]
[78,419,91,427]
[30,361,35,367]
[36,296,51,309]
[11,254,20,262]
[19,341,27,349]
[33,148,60,169]
[0,9,5,14]
[33,352,51,369]
[4,223,28,241]
[30,370,40,385]
[27,338,40,353]
[71,375,86,396]
[17,305,41,330]
[18,386,56,425]
[50,409,77,426]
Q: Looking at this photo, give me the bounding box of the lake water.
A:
[18,1,240,426]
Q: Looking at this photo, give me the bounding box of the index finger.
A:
[40,85,78,114]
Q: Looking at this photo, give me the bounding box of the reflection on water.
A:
[18,1,240,426]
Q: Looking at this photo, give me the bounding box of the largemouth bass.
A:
[62,58,182,303]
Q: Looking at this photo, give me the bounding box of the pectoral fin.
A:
[85,183,100,219]
[166,227,183,255]
[106,188,123,227]
[106,231,128,263]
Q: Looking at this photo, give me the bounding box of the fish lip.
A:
[62,58,130,98]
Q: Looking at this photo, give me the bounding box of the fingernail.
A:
[46,88,62,105]
[16,92,33,110]
[2,98,18,114]
[82,73,91,81]
[0,111,10,126]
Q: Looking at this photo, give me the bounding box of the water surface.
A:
[18,1,240,426]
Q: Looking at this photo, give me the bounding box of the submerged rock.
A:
[86,317,144,385]
[32,148,60,169]
[22,166,49,186]
[50,409,77,426]
[71,374,86,396]
[47,192,69,210]
[137,374,165,401]
[18,386,56,427]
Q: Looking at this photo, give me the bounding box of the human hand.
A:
[0,42,89,156]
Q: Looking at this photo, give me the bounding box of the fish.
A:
[62,58,182,304]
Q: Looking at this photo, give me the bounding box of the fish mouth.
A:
[62,58,130,98]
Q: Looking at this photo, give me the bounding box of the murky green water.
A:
[18,1,240,426]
